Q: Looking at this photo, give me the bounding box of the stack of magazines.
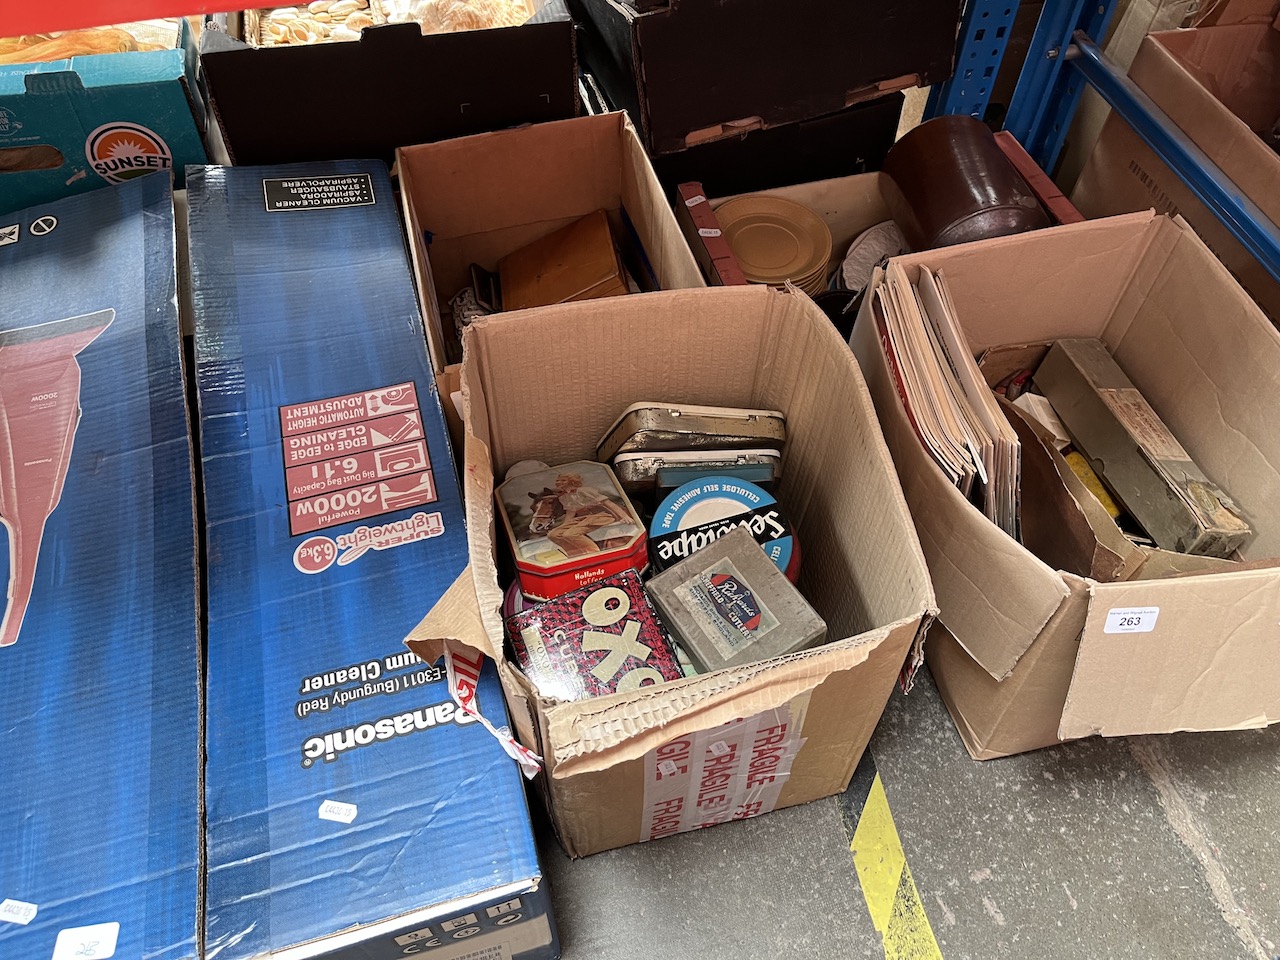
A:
[870,262,1021,539]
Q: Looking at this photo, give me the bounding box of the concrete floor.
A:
[537,668,1280,959]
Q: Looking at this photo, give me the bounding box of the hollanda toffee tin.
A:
[495,460,647,601]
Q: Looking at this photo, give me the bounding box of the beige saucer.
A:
[717,195,833,286]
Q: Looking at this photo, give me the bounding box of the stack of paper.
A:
[871,262,1021,539]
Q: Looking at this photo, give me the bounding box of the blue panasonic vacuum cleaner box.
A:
[0,175,200,958]
[187,161,558,960]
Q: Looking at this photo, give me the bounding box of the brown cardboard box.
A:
[851,212,1280,759]
[1072,25,1280,319]
[676,173,895,292]
[1053,0,1195,192]
[200,3,578,166]
[396,112,706,373]
[407,284,936,856]
[568,0,960,156]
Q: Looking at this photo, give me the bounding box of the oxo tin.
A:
[495,460,647,601]
[506,569,684,701]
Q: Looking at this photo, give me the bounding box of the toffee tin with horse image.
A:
[495,460,648,600]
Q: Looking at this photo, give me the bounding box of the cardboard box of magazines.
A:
[851,212,1280,760]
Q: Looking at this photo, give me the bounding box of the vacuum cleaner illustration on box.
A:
[0,309,115,648]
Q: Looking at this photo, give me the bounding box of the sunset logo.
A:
[85,122,174,184]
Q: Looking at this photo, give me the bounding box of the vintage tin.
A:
[612,448,782,499]
[649,475,800,581]
[596,402,786,464]
[502,580,537,620]
[506,570,684,701]
[646,526,826,674]
[495,459,648,601]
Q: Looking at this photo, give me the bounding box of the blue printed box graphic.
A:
[0,174,200,960]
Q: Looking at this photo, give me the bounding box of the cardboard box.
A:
[1072,25,1280,319]
[396,111,706,372]
[187,160,557,960]
[677,171,894,288]
[709,172,895,283]
[0,175,200,958]
[199,3,578,166]
[1052,0,1194,191]
[647,95,904,198]
[568,0,960,156]
[405,284,937,857]
[851,212,1280,760]
[0,19,208,215]
[684,146,1074,290]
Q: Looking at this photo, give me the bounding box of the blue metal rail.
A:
[1066,31,1280,286]
[1001,0,1118,172]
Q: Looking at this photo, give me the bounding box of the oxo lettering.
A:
[580,586,663,690]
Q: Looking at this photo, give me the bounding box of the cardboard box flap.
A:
[617,120,706,294]
[1061,571,1280,739]
[890,212,1157,354]
[1149,24,1280,137]
[401,113,627,239]
[926,572,1089,760]
[1104,219,1280,558]
[407,354,505,665]
[851,284,1066,679]
[1002,398,1136,582]
[541,619,918,776]
[404,566,496,665]
[1131,548,1241,580]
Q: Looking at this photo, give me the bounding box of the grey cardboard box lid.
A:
[647,525,826,673]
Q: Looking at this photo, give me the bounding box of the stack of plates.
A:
[716,195,833,295]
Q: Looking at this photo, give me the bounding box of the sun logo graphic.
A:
[85,122,174,184]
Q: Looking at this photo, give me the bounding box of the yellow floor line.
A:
[850,773,944,960]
